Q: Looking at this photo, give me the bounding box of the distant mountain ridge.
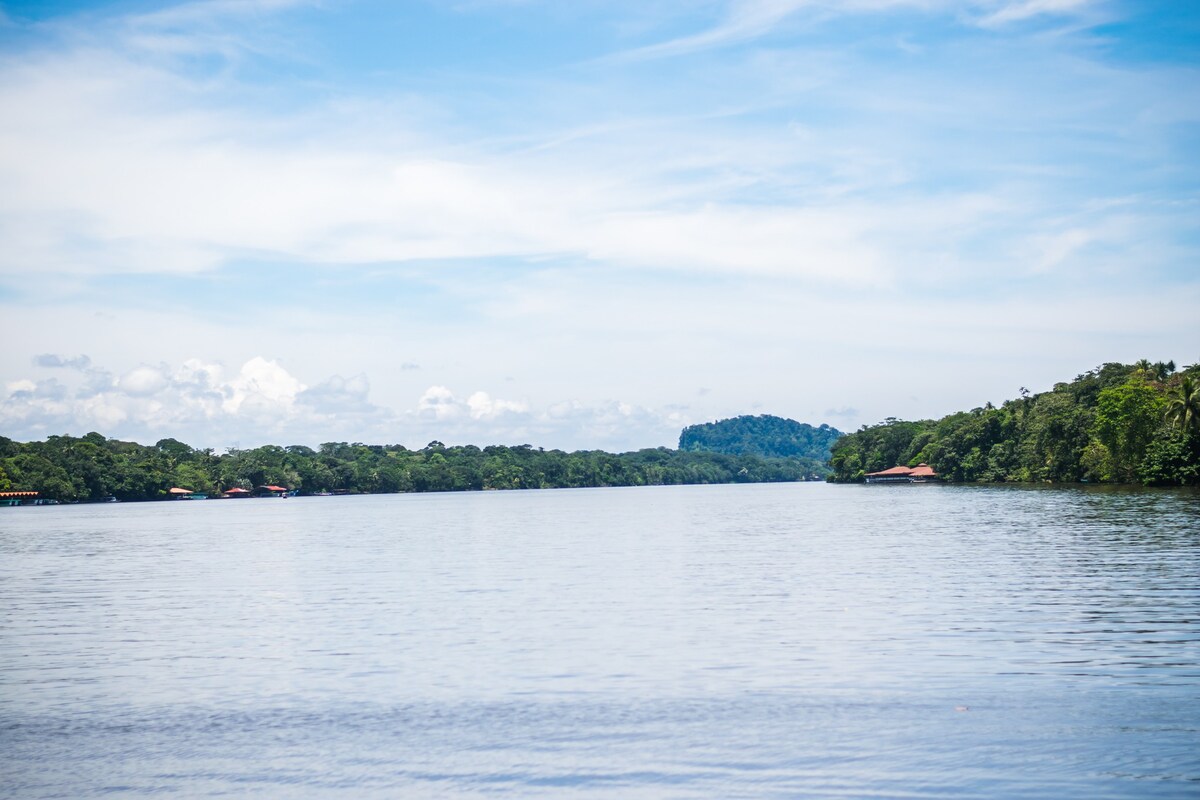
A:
[678,415,844,462]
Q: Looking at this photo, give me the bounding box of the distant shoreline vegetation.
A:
[0,435,826,504]
[5,358,1196,502]
[829,360,1200,487]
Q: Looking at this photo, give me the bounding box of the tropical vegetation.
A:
[678,414,842,478]
[829,359,1200,486]
[0,435,816,503]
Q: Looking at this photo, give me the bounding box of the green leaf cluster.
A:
[829,359,1200,486]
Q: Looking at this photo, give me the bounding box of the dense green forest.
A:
[829,360,1200,486]
[6,358,1195,500]
[678,415,842,477]
[0,434,817,502]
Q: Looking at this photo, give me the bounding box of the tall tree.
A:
[1165,376,1200,435]
[1090,376,1166,482]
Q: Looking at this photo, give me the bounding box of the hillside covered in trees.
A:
[678,415,842,477]
[829,360,1200,486]
[0,435,815,503]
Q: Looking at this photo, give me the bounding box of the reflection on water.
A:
[2,483,1198,798]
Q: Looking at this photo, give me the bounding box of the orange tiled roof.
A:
[867,465,913,476]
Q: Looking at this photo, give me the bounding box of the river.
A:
[2,482,1198,798]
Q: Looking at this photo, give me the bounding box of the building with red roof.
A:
[865,463,938,483]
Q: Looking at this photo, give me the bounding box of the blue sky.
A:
[1,0,1198,451]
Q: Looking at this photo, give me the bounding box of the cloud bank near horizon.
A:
[1,354,692,452]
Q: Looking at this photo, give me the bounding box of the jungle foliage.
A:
[829,360,1200,486]
[0,435,816,502]
[678,414,842,477]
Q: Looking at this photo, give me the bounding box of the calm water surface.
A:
[2,482,1198,798]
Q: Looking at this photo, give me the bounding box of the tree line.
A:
[829,359,1200,486]
[0,434,818,502]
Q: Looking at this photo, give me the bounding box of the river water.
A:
[2,483,1198,798]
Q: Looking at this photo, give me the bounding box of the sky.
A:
[1,0,1197,452]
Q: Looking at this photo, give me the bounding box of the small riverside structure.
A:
[865,463,938,483]
[1,491,39,507]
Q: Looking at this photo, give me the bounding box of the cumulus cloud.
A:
[0,356,387,446]
[417,385,461,421]
[403,387,688,451]
[0,359,699,452]
[416,386,530,423]
[119,365,170,397]
[466,390,530,419]
[223,357,305,415]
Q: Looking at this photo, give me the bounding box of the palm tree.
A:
[1153,360,1176,382]
[1165,376,1200,435]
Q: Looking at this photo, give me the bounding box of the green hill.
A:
[678,415,843,469]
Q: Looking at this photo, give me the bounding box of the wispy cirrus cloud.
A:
[0,0,1187,296]
[607,0,1106,61]
[976,0,1098,27]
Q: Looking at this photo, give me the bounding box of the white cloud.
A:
[417,385,462,421]
[78,393,129,430]
[417,386,532,424]
[403,389,688,451]
[0,16,1043,289]
[0,357,698,451]
[2,356,327,445]
[0,0,1187,304]
[119,365,170,397]
[223,357,304,415]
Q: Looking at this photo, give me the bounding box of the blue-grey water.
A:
[2,482,1198,798]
